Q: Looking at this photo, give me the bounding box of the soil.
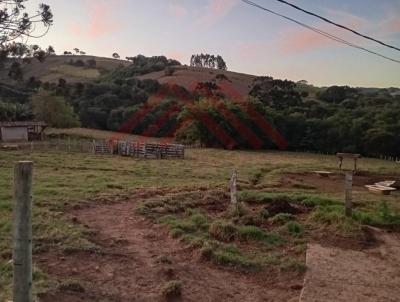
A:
[265,200,303,216]
[300,229,400,302]
[37,199,303,302]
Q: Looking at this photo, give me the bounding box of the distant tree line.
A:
[190,54,227,70]
[1,52,399,158]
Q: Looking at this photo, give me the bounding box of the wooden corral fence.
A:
[0,138,185,159]
[93,140,185,159]
[0,138,94,153]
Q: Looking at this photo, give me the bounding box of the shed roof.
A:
[0,121,47,127]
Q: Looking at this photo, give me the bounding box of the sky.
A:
[25,0,400,88]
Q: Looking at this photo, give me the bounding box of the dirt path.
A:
[38,201,302,302]
[299,229,400,302]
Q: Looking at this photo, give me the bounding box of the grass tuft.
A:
[57,279,85,293]
[286,221,304,237]
[270,213,295,225]
[209,220,237,242]
[162,280,182,300]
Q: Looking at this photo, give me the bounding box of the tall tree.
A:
[0,0,53,62]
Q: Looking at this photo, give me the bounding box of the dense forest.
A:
[0,54,399,158]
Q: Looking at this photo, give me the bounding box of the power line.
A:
[273,0,400,52]
[240,0,400,64]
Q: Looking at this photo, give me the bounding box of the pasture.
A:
[0,147,399,301]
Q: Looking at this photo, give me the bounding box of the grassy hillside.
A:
[0,55,256,98]
[138,66,256,99]
[0,55,130,84]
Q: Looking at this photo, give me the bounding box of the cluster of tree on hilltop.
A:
[190,54,227,70]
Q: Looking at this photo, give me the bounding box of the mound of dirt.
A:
[265,200,302,216]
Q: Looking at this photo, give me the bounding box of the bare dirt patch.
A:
[300,229,400,302]
[37,199,302,302]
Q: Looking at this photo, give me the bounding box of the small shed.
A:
[0,121,47,142]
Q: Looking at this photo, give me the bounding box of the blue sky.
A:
[27,0,400,87]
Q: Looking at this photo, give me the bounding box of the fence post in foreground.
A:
[230,170,238,205]
[344,172,353,217]
[13,161,33,302]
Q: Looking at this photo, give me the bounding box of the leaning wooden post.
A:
[13,161,34,302]
[344,172,353,217]
[230,170,238,205]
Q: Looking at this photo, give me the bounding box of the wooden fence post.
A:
[345,172,353,217]
[230,170,237,205]
[13,161,34,302]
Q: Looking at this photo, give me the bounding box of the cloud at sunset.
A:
[70,0,125,39]
[279,10,368,54]
[197,0,238,28]
[168,3,188,19]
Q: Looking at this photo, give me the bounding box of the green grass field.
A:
[0,148,399,299]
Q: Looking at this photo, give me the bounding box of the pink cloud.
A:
[168,4,188,19]
[377,18,400,36]
[198,0,239,27]
[70,0,125,39]
[279,10,368,54]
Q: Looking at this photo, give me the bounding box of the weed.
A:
[57,279,85,293]
[238,191,338,207]
[286,221,304,236]
[157,255,172,264]
[249,170,264,185]
[279,259,307,272]
[170,228,185,238]
[208,220,237,242]
[238,213,263,226]
[189,213,209,230]
[227,203,250,218]
[353,201,400,227]
[270,213,295,225]
[310,205,359,233]
[237,225,281,245]
[181,234,205,248]
[260,208,270,219]
[162,280,182,300]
